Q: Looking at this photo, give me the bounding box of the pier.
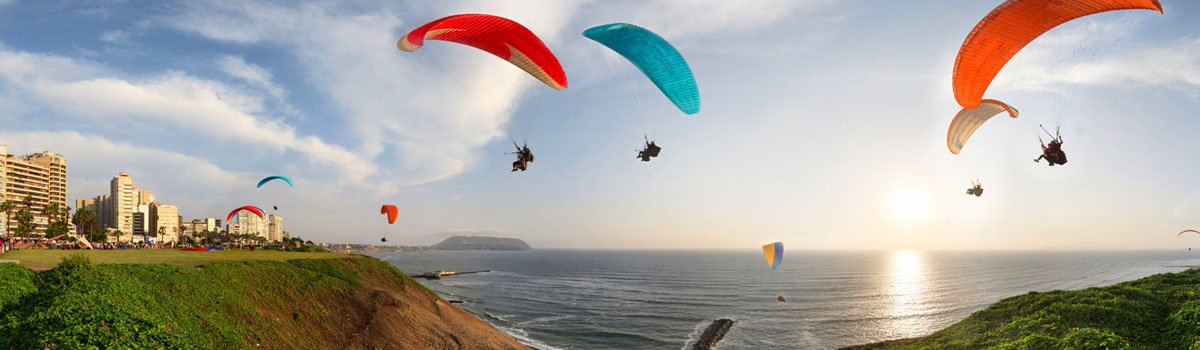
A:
[414,270,491,279]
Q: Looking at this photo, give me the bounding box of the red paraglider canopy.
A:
[398,14,568,90]
[227,206,265,222]
[381,205,398,225]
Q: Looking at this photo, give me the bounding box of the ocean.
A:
[370,249,1195,349]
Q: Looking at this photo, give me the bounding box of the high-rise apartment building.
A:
[206,218,220,232]
[131,204,150,237]
[136,188,153,206]
[149,202,179,243]
[0,145,68,236]
[267,214,284,242]
[235,210,269,240]
[109,173,134,235]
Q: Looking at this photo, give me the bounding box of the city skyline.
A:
[1,1,1199,248]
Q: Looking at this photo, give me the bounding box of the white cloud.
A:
[162,0,587,184]
[98,29,129,42]
[993,17,1200,97]
[0,47,383,191]
[160,0,840,185]
[215,55,286,101]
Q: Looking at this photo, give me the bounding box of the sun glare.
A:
[888,187,930,223]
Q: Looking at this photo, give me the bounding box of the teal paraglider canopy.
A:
[256,176,294,188]
[583,23,699,115]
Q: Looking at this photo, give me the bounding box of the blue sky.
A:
[1,0,1198,249]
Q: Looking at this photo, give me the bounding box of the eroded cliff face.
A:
[0,255,528,350]
[247,257,531,350]
[303,258,530,350]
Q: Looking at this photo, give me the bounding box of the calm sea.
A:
[369,250,1194,350]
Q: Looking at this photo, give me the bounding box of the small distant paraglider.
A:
[380,205,398,242]
[226,206,265,223]
[762,242,784,302]
[256,175,294,188]
[257,176,293,210]
[966,180,983,197]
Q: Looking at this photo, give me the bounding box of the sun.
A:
[888,187,930,223]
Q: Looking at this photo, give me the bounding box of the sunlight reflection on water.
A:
[888,249,928,338]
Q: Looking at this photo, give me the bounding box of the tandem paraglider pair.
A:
[508,142,535,172]
[636,137,661,162]
[947,1,1161,164]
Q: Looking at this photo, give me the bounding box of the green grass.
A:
[0,254,429,349]
[845,269,1200,350]
[0,249,342,270]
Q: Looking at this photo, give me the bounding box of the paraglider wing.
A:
[583,23,700,114]
[1178,230,1200,237]
[952,0,1163,108]
[947,99,1019,154]
[762,242,784,269]
[226,206,265,222]
[398,14,568,90]
[256,176,294,188]
[380,205,399,225]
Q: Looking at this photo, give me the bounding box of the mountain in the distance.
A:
[431,236,532,251]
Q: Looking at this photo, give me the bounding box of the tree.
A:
[0,200,14,238]
[87,228,109,245]
[17,196,35,239]
[72,208,96,241]
[157,226,167,244]
[111,230,124,244]
[42,203,69,239]
[13,209,34,240]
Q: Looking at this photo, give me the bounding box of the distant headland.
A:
[327,236,532,253]
[432,236,532,251]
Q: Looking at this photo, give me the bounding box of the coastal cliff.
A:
[0,255,528,349]
[843,268,1200,349]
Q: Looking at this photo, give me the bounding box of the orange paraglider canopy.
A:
[1178,230,1200,237]
[380,205,398,224]
[952,0,1162,109]
[398,14,568,90]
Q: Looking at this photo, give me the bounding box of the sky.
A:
[1,0,1199,249]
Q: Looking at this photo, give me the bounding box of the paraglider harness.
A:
[966,179,983,197]
[1034,125,1067,166]
[509,142,535,172]
[637,136,661,162]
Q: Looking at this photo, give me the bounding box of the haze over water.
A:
[375,249,1194,349]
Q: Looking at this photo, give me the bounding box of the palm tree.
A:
[19,196,34,239]
[43,203,60,238]
[0,200,14,238]
[13,209,33,240]
[72,208,96,241]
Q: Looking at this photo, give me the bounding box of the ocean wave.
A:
[496,325,566,350]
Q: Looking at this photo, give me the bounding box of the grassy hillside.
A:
[844,269,1200,350]
[0,253,528,350]
[0,249,342,270]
